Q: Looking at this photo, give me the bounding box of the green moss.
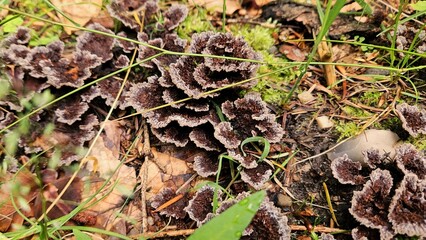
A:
[358,91,383,107]
[230,24,276,52]
[29,24,61,46]
[250,52,297,106]
[342,106,372,118]
[407,136,426,150]
[335,121,361,141]
[229,24,298,106]
[177,8,215,40]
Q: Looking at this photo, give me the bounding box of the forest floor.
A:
[0,0,425,239]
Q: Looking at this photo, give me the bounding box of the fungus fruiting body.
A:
[0,1,291,235]
[331,132,426,239]
[395,103,426,137]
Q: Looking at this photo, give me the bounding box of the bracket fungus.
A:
[395,143,426,180]
[1,2,290,233]
[28,41,65,78]
[330,154,365,185]
[240,162,274,190]
[163,5,189,31]
[2,26,31,46]
[393,25,426,57]
[127,29,283,190]
[41,50,102,88]
[214,192,290,240]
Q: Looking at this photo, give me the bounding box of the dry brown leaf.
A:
[0,171,38,232]
[145,148,193,200]
[340,2,362,13]
[254,0,271,6]
[279,44,307,61]
[51,0,103,34]
[243,0,272,16]
[190,0,241,14]
[83,120,137,229]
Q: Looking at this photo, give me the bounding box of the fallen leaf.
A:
[254,0,271,6]
[340,2,362,12]
[279,44,307,61]
[244,0,272,16]
[51,0,103,34]
[145,148,193,200]
[190,0,241,14]
[0,170,38,232]
[83,120,137,229]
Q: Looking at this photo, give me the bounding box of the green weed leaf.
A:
[0,78,11,100]
[188,190,266,240]
[1,15,24,33]
[72,229,92,240]
[354,0,373,15]
[412,1,426,11]
[240,136,270,162]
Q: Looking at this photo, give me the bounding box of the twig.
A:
[290,225,348,233]
[317,36,336,86]
[139,119,151,233]
[132,229,195,239]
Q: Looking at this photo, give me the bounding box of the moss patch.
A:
[177,8,215,40]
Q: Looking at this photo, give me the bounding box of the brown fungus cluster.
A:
[127,28,284,188]
[331,143,426,239]
[0,27,108,164]
[1,2,288,233]
[150,187,290,239]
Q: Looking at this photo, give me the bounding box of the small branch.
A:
[139,119,151,233]
[290,225,349,233]
[132,229,195,239]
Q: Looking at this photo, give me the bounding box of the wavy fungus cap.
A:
[233,193,290,240]
[331,154,365,185]
[170,32,260,98]
[192,152,219,177]
[76,23,115,63]
[388,174,426,238]
[396,103,426,137]
[203,32,261,74]
[395,143,426,180]
[184,185,222,226]
[214,92,284,150]
[150,187,188,219]
[349,169,395,239]
[40,50,102,88]
[240,162,273,190]
[2,27,31,46]
[107,0,158,29]
[164,5,188,31]
[28,41,65,78]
